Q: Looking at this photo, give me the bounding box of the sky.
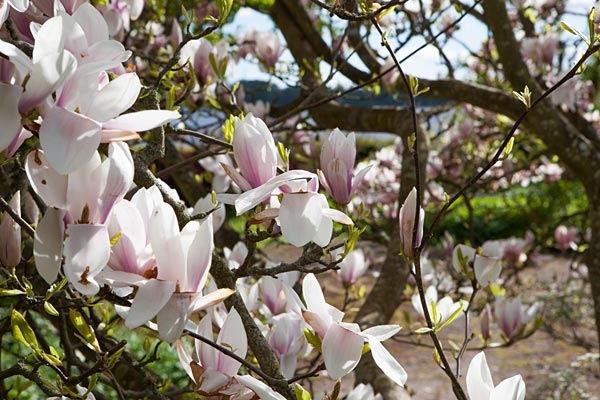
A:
[223,1,594,87]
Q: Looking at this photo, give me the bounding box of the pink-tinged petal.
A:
[325,158,350,204]
[149,202,186,283]
[302,273,328,315]
[491,375,526,400]
[235,375,287,400]
[197,314,217,368]
[85,73,141,122]
[466,352,494,400]
[21,50,77,112]
[39,106,102,175]
[193,195,225,232]
[107,201,147,274]
[9,0,29,13]
[183,217,213,292]
[197,369,231,394]
[351,164,372,194]
[362,325,401,341]
[235,170,317,215]
[63,224,110,295]
[216,308,247,376]
[322,323,363,379]
[176,340,194,381]
[157,292,194,343]
[279,192,322,247]
[0,83,23,152]
[34,208,65,284]
[219,162,252,192]
[190,288,234,313]
[0,191,22,267]
[100,130,141,143]
[25,150,68,209]
[0,40,33,77]
[97,268,149,287]
[313,212,332,247]
[131,185,162,235]
[31,17,65,64]
[53,13,88,58]
[6,128,33,158]
[65,152,103,223]
[102,109,181,132]
[97,142,134,223]
[125,279,176,329]
[367,336,407,387]
[72,3,108,45]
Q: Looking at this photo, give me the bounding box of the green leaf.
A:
[436,300,465,332]
[222,114,235,143]
[294,383,311,400]
[11,309,39,351]
[0,289,25,296]
[41,351,62,366]
[304,328,322,352]
[414,327,433,334]
[561,21,590,45]
[44,301,59,316]
[216,0,233,24]
[45,277,68,300]
[69,310,101,353]
[589,7,597,44]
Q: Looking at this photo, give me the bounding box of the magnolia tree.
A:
[0,0,597,399]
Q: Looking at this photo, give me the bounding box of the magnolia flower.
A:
[102,0,144,37]
[554,224,579,251]
[466,352,526,400]
[318,128,369,205]
[0,191,21,267]
[102,195,233,343]
[267,312,306,379]
[221,113,278,191]
[254,31,285,71]
[399,187,424,258]
[285,274,407,386]
[27,143,133,294]
[176,309,285,400]
[411,286,464,327]
[494,296,538,341]
[223,242,248,270]
[192,194,225,232]
[337,249,369,286]
[232,170,353,247]
[179,38,229,86]
[453,244,503,287]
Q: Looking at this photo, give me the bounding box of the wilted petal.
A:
[368,336,407,387]
[63,224,110,295]
[466,352,494,400]
[40,106,102,175]
[322,323,364,379]
[34,208,65,284]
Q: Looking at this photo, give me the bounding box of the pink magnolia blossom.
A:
[411,286,464,326]
[0,191,21,267]
[267,312,306,379]
[285,273,407,385]
[399,187,424,258]
[466,352,526,400]
[254,31,285,71]
[494,296,538,341]
[337,249,369,286]
[176,309,285,399]
[221,113,278,191]
[179,38,229,86]
[26,142,133,294]
[346,383,382,400]
[318,128,370,205]
[232,170,353,247]
[452,244,502,287]
[554,224,579,251]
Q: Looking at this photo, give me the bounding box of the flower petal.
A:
[279,192,322,247]
[466,352,494,400]
[235,374,287,400]
[125,278,176,329]
[491,375,526,400]
[40,106,102,175]
[33,208,65,284]
[63,224,110,295]
[101,109,181,132]
[0,83,23,152]
[85,73,141,122]
[322,323,364,379]
[368,336,407,387]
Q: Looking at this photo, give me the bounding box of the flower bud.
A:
[398,187,424,258]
